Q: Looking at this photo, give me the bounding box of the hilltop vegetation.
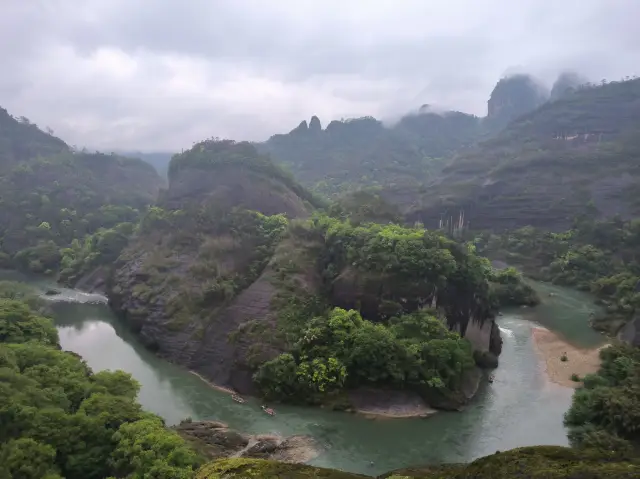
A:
[402,78,640,231]
[0,107,163,275]
[0,108,67,167]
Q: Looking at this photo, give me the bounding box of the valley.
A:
[1,72,639,478]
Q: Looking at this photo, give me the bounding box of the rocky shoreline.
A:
[175,420,320,464]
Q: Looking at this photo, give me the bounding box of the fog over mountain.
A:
[1,0,639,151]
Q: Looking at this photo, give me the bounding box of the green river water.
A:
[3,272,606,476]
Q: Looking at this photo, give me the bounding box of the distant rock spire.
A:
[487,74,548,127]
[309,115,322,132]
[289,120,308,135]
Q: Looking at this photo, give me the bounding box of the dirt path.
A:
[532,326,606,388]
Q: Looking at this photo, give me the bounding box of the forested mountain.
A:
[484,74,549,130]
[259,111,479,197]
[0,107,163,273]
[0,108,68,170]
[396,78,640,231]
[259,73,566,197]
[108,138,536,412]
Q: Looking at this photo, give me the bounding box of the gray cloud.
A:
[1,0,639,151]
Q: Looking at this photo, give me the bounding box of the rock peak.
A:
[309,115,322,132]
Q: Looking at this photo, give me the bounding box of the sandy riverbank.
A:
[349,387,438,419]
[532,326,607,388]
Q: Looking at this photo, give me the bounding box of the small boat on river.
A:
[231,394,245,404]
[488,375,495,383]
[261,405,276,416]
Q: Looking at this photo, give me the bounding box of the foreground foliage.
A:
[0,287,201,479]
[564,344,640,454]
[198,447,640,478]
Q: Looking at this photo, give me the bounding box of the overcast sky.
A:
[1,0,639,151]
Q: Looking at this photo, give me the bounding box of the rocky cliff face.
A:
[108,140,312,394]
[486,74,548,129]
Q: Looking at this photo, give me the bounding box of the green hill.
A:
[0,108,68,170]
[0,107,163,273]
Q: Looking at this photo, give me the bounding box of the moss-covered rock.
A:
[196,457,369,478]
[383,446,640,478]
[197,447,640,478]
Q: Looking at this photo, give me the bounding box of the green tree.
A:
[0,438,61,479]
[0,300,58,345]
[110,418,200,479]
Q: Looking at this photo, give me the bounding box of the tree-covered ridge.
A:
[117,205,289,329]
[476,216,640,334]
[0,109,163,274]
[0,108,68,170]
[401,77,640,231]
[260,113,475,198]
[167,138,321,208]
[0,282,202,479]
[259,73,577,199]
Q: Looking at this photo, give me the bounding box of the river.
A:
[2,272,606,476]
